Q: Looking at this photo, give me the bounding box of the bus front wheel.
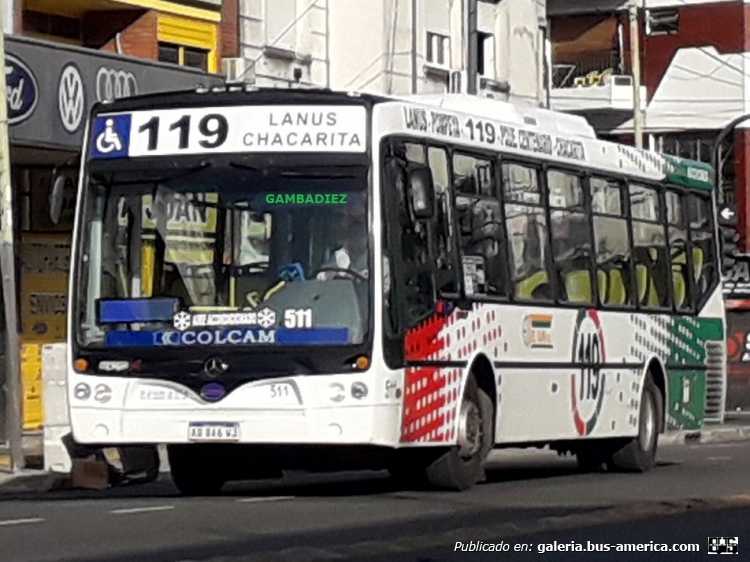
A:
[168,445,226,496]
[424,374,494,491]
[609,375,663,472]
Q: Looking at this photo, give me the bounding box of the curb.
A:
[659,424,750,446]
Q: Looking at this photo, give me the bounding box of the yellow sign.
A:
[21,343,43,431]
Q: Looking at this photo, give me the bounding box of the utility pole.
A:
[466,0,478,95]
[411,0,418,94]
[630,0,644,149]
[0,13,25,473]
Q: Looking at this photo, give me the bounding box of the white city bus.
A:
[63,87,726,494]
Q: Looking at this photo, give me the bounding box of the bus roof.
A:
[386,92,714,192]
[90,86,714,192]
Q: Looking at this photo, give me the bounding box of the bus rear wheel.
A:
[424,374,494,491]
[168,445,226,496]
[609,375,663,472]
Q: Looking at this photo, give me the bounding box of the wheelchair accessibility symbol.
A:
[96,119,123,154]
[91,114,130,159]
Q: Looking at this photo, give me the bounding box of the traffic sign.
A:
[719,203,738,226]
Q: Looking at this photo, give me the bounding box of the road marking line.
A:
[708,456,732,461]
[0,518,44,527]
[236,496,294,503]
[240,496,750,561]
[110,506,175,515]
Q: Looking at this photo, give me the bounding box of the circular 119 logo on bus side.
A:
[570,309,607,436]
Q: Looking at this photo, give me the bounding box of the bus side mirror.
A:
[50,173,66,226]
[407,168,434,220]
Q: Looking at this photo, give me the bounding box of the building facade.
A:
[547,0,750,415]
[235,0,548,107]
[1,1,235,461]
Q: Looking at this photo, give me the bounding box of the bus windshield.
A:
[74,162,371,350]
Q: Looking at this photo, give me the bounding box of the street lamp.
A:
[711,114,750,277]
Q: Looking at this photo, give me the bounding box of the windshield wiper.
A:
[279,172,359,179]
[229,162,262,172]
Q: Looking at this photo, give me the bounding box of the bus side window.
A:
[591,177,633,307]
[453,153,505,297]
[502,163,551,302]
[429,147,459,294]
[688,193,718,304]
[630,184,670,309]
[391,143,436,326]
[666,190,691,312]
[547,169,592,304]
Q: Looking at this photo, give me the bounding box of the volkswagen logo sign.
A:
[200,383,226,402]
[58,63,85,133]
[203,356,229,379]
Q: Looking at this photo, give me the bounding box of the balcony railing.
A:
[552,50,625,89]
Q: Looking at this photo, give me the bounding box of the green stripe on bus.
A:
[664,155,714,191]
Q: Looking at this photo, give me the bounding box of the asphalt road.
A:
[367,505,749,561]
[1,441,750,562]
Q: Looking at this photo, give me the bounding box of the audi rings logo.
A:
[96,67,138,102]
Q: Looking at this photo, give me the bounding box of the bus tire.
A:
[424,374,494,491]
[609,375,663,472]
[168,445,226,496]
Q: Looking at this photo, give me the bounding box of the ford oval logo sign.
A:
[5,54,39,125]
[200,383,226,402]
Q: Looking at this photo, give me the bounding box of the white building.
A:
[235,0,548,107]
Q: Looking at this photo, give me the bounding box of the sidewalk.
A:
[659,419,750,445]
[0,469,68,495]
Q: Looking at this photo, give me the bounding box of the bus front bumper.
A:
[67,373,406,447]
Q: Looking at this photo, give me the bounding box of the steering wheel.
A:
[314,267,368,281]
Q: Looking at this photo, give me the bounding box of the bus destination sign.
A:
[90,105,367,159]
[403,106,586,162]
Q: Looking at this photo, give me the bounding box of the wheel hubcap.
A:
[457,399,482,458]
[639,394,655,451]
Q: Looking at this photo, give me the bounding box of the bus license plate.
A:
[188,422,240,442]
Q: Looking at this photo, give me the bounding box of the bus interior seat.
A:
[564,269,592,303]
[635,263,660,307]
[599,267,627,305]
[608,269,627,305]
[671,250,688,309]
[634,246,665,307]
[516,270,549,300]
[672,265,687,309]
[597,269,607,301]
[692,247,704,283]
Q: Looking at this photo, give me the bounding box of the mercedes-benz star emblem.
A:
[204,357,229,379]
